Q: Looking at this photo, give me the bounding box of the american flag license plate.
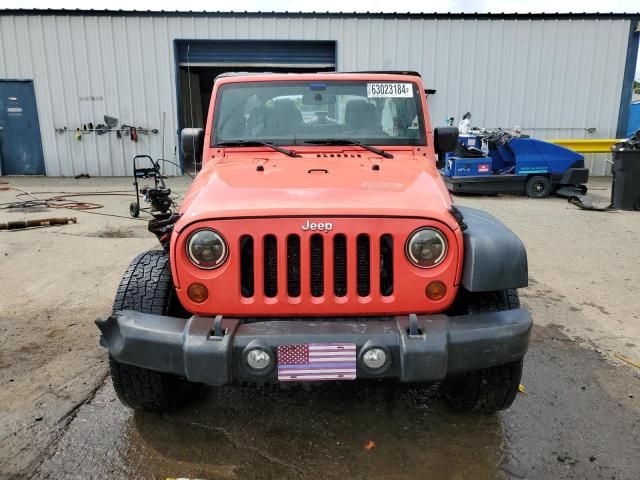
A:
[277,343,357,381]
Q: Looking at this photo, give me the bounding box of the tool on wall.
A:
[104,115,118,128]
[95,124,109,135]
[57,115,158,138]
[94,115,116,135]
[120,124,131,136]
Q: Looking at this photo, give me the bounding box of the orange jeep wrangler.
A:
[97,72,531,414]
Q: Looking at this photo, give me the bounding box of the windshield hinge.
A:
[449,206,468,231]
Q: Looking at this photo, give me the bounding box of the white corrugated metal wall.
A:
[0,12,633,176]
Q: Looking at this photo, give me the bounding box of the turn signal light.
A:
[187,282,209,303]
[426,281,447,301]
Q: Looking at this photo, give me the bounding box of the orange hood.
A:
[176,152,457,232]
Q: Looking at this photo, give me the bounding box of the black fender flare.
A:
[456,206,528,292]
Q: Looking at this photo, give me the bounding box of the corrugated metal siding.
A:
[0,13,632,176]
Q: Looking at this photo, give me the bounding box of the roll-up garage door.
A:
[176,40,336,68]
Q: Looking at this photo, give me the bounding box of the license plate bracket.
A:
[277,342,357,382]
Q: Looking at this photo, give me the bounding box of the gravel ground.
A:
[0,175,638,480]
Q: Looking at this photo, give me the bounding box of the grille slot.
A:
[287,235,301,297]
[240,235,254,297]
[380,234,394,296]
[263,235,277,298]
[333,234,347,297]
[357,234,370,296]
[310,234,324,297]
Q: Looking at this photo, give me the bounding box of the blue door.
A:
[0,81,45,175]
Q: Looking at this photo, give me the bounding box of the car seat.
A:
[260,99,303,137]
[345,99,378,133]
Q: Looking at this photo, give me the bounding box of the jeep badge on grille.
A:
[301,220,333,233]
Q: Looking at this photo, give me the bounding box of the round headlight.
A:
[186,229,228,269]
[406,227,447,268]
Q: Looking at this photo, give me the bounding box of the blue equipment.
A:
[444,157,492,177]
[442,131,589,198]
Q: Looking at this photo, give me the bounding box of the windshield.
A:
[212,80,426,147]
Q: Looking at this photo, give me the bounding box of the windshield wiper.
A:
[303,139,394,159]
[217,140,300,158]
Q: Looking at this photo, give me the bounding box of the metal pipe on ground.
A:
[0,217,77,230]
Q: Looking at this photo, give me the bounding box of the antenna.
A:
[186,44,196,177]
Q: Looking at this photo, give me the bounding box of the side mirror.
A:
[433,126,459,168]
[181,128,204,157]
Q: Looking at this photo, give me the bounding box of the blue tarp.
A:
[627,102,640,137]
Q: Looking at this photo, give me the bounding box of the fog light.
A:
[187,282,208,303]
[363,348,387,370]
[426,281,447,301]
[247,349,272,370]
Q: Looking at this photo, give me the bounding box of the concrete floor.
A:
[0,175,639,479]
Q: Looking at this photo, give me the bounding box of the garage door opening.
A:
[175,40,336,173]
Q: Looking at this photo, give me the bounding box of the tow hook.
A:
[408,313,422,337]
[208,314,226,340]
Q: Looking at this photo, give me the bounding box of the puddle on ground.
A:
[32,325,640,480]
[36,382,504,480]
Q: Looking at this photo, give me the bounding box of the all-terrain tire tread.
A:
[109,250,199,412]
[443,288,524,413]
[113,250,172,315]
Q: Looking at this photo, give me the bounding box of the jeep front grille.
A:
[240,232,392,300]
[179,217,461,317]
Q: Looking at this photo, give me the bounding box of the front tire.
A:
[525,175,551,198]
[442,289,524,413]
[109,250,200,412]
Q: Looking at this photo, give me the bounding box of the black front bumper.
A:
[96,309,532,385]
